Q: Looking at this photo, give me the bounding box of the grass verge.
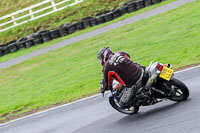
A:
[0,0,199,123]
[0,0,43,17]
[0,0,176,63]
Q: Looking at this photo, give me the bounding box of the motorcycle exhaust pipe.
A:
[152,87,165,95]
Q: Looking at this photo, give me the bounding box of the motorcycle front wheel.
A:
[167,78,189,102]
[109,97,139,115]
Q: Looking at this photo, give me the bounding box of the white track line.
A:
[175,65,200,74]
[1,65,200,126]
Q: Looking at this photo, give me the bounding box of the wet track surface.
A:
[0,66,200,133]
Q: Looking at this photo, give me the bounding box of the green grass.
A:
[0,0,200,122]
[0,0,43,17]
[0,0,176,63]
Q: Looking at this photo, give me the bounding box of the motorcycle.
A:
[108,61,189,115]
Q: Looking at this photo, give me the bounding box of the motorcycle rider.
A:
[97,47,145,108]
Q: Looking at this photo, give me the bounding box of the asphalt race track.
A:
[0,0,194,69]
[0,66,200,133]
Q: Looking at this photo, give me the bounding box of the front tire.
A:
[109,97,139,115]
[167,78,189,102]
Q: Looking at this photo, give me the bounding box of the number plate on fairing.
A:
[159,66,174,81]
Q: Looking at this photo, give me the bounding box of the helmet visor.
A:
[98,57,103,65]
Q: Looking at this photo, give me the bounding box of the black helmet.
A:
[97,47,113,66]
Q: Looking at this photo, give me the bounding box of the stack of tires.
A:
[125,1,137,13]
[50,28,61,39]
[59,25,68,36]
[24,39,34,48]
[40,30,52,42]
[64,23,76,34]
[16,38,27,50]
[81,17,92,28]
[112,9,122,19]
[96,14,106,24]
[27,32,43,45]
[75,21,85,30]
[0,46,4,56]
[136,0,145,10]
[1,44,10,55]
[144,0,152,6]
[8,40,18,53]
[119,5,129,15]
[89,17,98,27]
[0,0,167,57]
[103,12,113,22]
[152,0,161,4]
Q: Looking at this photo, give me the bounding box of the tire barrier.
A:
[8,41,18,53]
[59,25,68,36]
[126,1,137,13]
[16,38,27,50]
[27,33,43,45]
[96,15,106,24]
[25,39,34,48]
[0,0,167,57]
[136,0,145,10]
[152,0,161,4]
[89,18,98,27]
[112,9,122,19]
[75,21,85,30]
[65,23,76,34]
[0,47,4,56]
[82,16,93,28]
[2,45,10,55]
[144,0,152,6]
[103,12,113,22]
[82,20,91,28]
[119,5,129,15]
[50,28,61,39]
[41,31,52,42]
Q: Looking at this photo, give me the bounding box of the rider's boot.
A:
[119,68,144,108]
[119,86,137,108]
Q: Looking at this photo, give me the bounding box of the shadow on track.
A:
[117,99,192,124]
[73,99,193,133]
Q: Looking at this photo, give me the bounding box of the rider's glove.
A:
[99,87,105,93]
[99,80,105,93]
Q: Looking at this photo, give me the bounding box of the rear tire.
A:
[167,78,189,102]
[109,97,139,115]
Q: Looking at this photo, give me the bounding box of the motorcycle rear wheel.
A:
[167,78,189,102]
[109,97,139,115]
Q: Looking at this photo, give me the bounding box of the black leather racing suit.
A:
[101,51,143,107]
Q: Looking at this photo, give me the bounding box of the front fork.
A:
[108,89,123,100]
